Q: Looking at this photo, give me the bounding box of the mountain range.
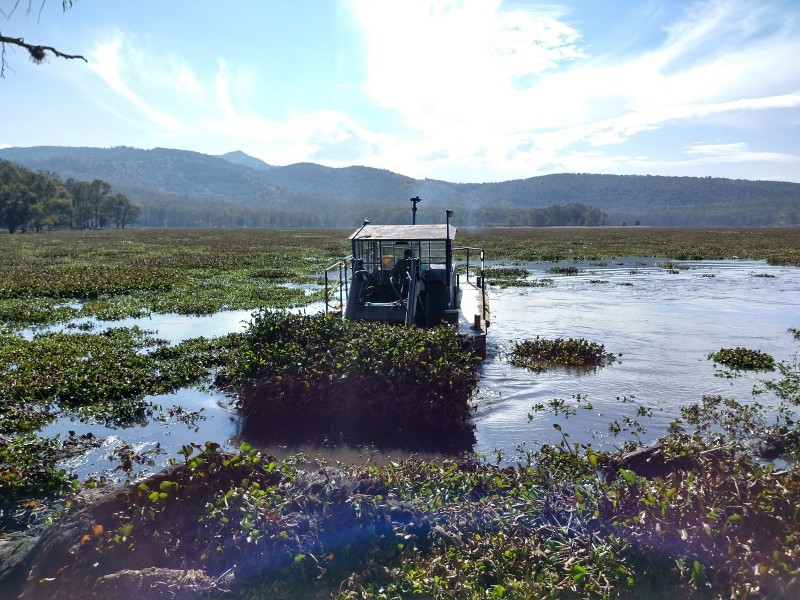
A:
[1,146,798,227]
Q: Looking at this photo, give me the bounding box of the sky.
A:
[2,0,800,183]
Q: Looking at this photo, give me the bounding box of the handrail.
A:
[323,255,353,314]
[453,246,484,284]
[453,245,488,331]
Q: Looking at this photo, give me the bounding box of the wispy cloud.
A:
[62,1,800,181]
[89,35,185,135]
[683,142,799,164]
[348,0,800,179]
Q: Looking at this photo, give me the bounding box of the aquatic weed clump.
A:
[708,347,775,371]
[510,336,616,372]
[219,311,480,447]
[0,327,235,433]
[0,434,79,532]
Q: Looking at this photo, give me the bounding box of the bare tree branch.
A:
[0,34,85,61]
[1,1,83,76]
[0,34,86,76]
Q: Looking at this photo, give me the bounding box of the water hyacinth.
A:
[218,311,481,448]
[708,347,776,371]
[510,336,617,373]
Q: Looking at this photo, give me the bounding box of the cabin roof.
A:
[349,223,456,241]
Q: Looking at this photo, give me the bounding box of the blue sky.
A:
[2,0,799,183]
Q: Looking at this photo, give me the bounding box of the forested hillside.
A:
[0,146,797,227]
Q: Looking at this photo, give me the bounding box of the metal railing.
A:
[323,255,352,315]
[453,246,485,284]
[453,246,488,329]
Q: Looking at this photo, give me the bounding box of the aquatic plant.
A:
[547,266,583,275]
[12,329,800,597]
[218,311,481,446]
[458,226,800,266]
[0,229,347,327]
[763,328,800,407]
[0,328,236,433]
[708,347,776,371]
[0,434,79,532]
[510,337,617,372]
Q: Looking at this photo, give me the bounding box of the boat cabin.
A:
[345,223,457,327]
[323,203,488,356]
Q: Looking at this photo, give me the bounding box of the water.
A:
[474,259,799,459]
[38,260,799,476]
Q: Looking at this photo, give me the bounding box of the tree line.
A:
[0,161,140,233]
[131,195,608,229]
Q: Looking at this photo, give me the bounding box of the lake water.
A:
[40,259,799,476]
[474,259,799,459]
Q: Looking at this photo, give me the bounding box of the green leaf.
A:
[619,468,637,484]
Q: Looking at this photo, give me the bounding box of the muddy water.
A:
[42,260,799,476]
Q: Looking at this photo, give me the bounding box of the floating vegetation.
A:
[0,328,236,433]
[0,434,80,532]
[481,267,554,288]
[218,312,481,448]
[529,393,595,419]
[1,229,800,597]
[657,261,690,271]
[752,272,776,278]
[512,278,555,288]
[15,392,800,599]
[510,337,617,372]
[482,266,529,280]
[458,227,800,266]
[708,347,776,371]
[0,229,346,327]
[482,266,539,288]
[547,266,583,275]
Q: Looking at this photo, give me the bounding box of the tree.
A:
[27,172,71,231]
[0,1,86,77]
[0,161,138,231]
[97,191,139,228]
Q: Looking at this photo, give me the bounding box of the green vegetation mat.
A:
[1,228,799,599]
[219,311,480,447]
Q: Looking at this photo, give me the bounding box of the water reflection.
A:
[41,259,799,475]
[39,386,240,479]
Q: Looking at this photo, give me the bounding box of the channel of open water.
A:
[35,259,799,477]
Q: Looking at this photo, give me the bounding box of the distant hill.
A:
[218,150,275,171]
[1,146,797,227]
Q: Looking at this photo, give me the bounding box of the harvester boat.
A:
[324,202,489,356]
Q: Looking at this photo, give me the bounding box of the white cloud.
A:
[350,0,585,136]
[53,0,799,182]
[89,36,184,135]
[683,142,799,164]
[345,0,800,180]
